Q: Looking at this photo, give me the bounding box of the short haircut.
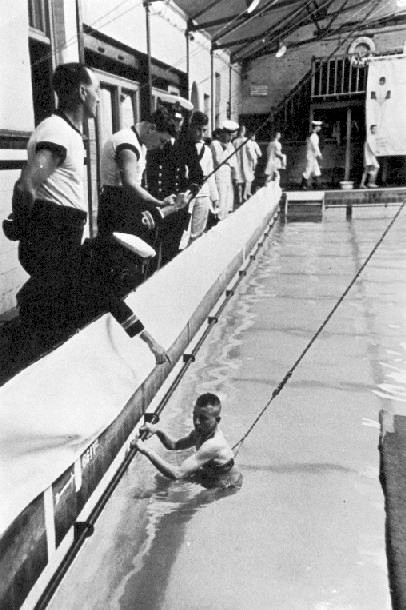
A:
[195,393,221,417]
[151,106,172,133]
[166,118,178,138]
[190,111,209,127]
[52,63,92,108]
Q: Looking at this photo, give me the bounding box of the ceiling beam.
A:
[211,0,282,44]
[190,0,225,22]
[235,11,406,62]
[188,0,305,32]
[230,0,312,59]
[232,0,370,61]
[306,1,322,33]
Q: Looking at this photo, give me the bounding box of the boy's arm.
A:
[136,425,194,450]
[133,439,216,480]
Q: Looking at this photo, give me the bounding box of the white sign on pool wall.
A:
[366,55,406,156]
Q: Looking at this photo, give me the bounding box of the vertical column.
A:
[344,106,352,181]
[144,0,153,116]
[76,0,94,237]
[228,63,232,119]
[210,46,215,132]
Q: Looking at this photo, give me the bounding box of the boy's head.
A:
[193,393,221,434]
[189,111,208,143]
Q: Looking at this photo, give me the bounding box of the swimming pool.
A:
[48,205,406,609]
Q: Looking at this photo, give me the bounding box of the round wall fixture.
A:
[348,36,376,66]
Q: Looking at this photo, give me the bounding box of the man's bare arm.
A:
[13,149,61,220]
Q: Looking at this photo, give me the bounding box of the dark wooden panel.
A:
[0,494,47,609]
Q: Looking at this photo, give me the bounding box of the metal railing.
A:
[312,54,367,98]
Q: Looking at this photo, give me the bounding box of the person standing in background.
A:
[359,124,379,189]
[301,120,323,190]
[233,125,252,206]
[181,112,219,247]
[211,120,239,220]
[245,130,262,198]
[264,131,285,186]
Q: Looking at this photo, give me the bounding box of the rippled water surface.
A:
[49,206,406,610]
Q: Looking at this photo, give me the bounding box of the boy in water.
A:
[132,393,242,489]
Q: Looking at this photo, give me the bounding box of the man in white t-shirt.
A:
[3,63,169,366]
[98,108,190,250]
[4,63,98,349]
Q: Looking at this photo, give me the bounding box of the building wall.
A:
[0,0,80,316]
[242,23,406,115]
[0,2,34,132]
[0,1,35,315]
[83,0,242,131]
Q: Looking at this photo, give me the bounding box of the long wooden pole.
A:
[76,0,94,238]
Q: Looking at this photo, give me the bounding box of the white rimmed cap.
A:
[221,119,239,132]
[112,233,156,258]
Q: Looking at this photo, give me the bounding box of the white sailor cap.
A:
[112,232,156,258]
[221,119,239,132]
[311,120,323,126]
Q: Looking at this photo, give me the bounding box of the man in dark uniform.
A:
[145,114,204,267]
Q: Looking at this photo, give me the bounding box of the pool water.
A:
[49,206,406,610]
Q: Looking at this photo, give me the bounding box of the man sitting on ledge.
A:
[132,393,243,490]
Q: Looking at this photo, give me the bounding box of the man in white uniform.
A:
[183,112,219,246]
[359,124,379,189]
[211,120,239,220]
[301,120,323,190]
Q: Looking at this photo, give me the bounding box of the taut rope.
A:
[232,199,406,454]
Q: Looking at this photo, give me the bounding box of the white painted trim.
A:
[0,150,28,161]
[43,487,56,558]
